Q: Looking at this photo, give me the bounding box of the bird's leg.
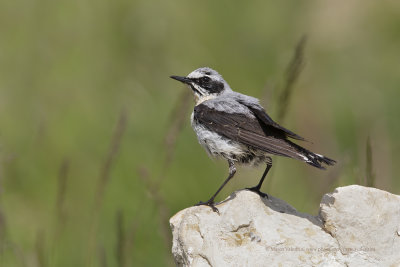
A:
[246,161,272,198]
[196,160,236,213]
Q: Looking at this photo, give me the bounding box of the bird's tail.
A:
[289,141,336,169]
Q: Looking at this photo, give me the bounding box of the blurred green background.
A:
[0,0,399,266]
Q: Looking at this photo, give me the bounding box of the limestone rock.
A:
[170,185,400,266]
[319,185,400,266]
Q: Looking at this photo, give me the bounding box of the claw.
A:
[195,200,219,213]
[246,186,269,199]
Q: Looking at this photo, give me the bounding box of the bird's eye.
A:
[200,76,210,83]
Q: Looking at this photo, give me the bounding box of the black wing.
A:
[237,100,305,141]
[193,103,306,161]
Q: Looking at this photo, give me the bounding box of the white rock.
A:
[170,185,400,266]
[319,185,400,267]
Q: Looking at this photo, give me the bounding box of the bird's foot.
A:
[246,186,269,199]
[195,199,219,213]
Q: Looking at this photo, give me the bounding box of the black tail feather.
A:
[288,141,336,169]
[304,152,336,170]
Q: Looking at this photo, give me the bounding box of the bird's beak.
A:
[170,75,192,84]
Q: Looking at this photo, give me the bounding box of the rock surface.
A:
[170,185,400,266]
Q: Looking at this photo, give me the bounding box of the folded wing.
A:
[194,103,306,161]
[237,99,305,141]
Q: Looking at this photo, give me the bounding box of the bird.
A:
[170,67,335,212]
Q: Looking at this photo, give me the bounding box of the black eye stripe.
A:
[208,80,224,93]
[194,77,224,94]
[195,76,210,87]
[200,76,210,83]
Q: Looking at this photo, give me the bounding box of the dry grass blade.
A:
[0,207,6,245]
[98,244,108,267]
[124,219,138,267]
[164,89,191,168]
[136,86,192,266]
[86,110,127,266]
[366,136,375,187]
[277,35,307,122]
[152,88,191,194]
[35,230,46,267]
[266,36,307,191]
[137,166,172,263]
[115,210,126,267]
[0,152,6,245]
[95,110,128,210]
[137,89,190,260]
[0,206,26,267]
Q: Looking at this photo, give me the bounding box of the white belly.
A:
[190,112,246,159]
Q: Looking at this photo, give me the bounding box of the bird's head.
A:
[170,67,231,104]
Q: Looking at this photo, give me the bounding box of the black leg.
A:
[196,160,236,213]
[246,161,272,198]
